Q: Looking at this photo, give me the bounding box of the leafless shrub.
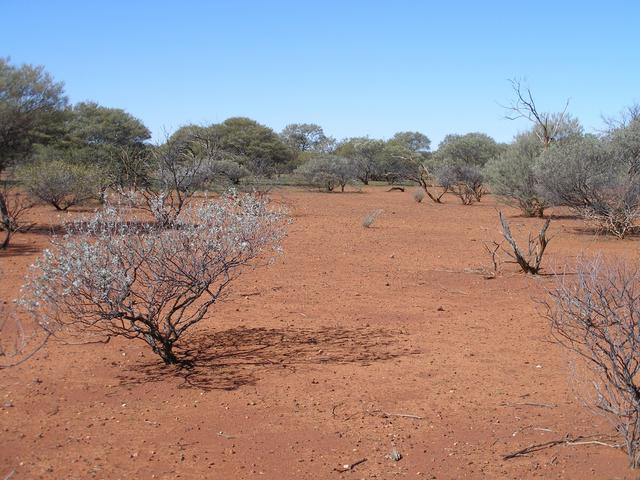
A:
[482,241,502,278]
[0,297,50,368]
[412,188,425,203]
[546,257,640,467]
[119,140,214,227]
[0,186,34,249]
[362,209,383,228]
[499,211,551,274]
[20,192,288,365]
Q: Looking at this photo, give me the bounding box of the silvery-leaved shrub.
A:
[21,191,288,364]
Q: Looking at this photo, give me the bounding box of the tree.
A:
[434,132,502,168]
[295,155,356,192]
[504,79,582,148]
[387,131,431,153]
[0,58,68,244]
[0,184,33,249]
[207,117,294,175]
[0,58,68,172]
[21,192,288,365]
[536,136,640,238]
[484,132,548,217]
[280,123,335,153]
[335,137,385,184]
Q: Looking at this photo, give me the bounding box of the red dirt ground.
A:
[1,187,638,479]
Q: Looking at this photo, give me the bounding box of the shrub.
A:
[484,133,547,217]
[362,209,383,228]
[21,192,288,364]
[412,188,425,203]
[207,159,251,185]
[295,155,356,192]
[436,164,485,205]
[498,212,551,274]
[17,159,102,211]
[0,186,33,249]
[120,140,213,226]
[546,258,640,467]
[536,136,640,238]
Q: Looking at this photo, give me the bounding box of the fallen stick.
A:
[503,434,620,460]
[500,402,557,409]
[383,412,424,420]
[334,458,367,473]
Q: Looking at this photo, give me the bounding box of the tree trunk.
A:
[0,191,11,249]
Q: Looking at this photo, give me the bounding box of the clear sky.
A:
[2,0,638,147]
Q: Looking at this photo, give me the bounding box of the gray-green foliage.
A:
[295,155,356,192]
[280,123,335,154]
[335,137,385,184]
[536,134,640,237]
[17,155,103,210]
[434,132,502,168]
[484,132,547,217]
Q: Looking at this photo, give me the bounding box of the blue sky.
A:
[2,0,638,147]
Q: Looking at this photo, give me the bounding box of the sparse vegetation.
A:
[362,209,383,228]
[21,192,287,364]
[547,258,640,467]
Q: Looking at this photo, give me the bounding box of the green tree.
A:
[335,137,385,184]
[208,117,294,175]
[434,132,502,168]
[0,58,68,172]
[280,123,335,154]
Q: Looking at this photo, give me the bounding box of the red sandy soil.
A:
[1,187,638,479]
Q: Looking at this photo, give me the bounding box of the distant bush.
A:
[17,158,102,211]
[207,159,251,185]
[295,155,356,192]
[484,133,547,217]
[536,136,640,238]
[412,188,425,203]
[436,164,485,205]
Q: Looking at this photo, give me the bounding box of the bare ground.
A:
[1,187,636,479]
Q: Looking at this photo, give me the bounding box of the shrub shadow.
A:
[117,325,412,391]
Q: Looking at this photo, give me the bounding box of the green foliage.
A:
[387,131,431,152]
[17,156,103,210]
[295,154,356,192]
[434,132,502,168]
[335,137,385,184]
[280,123,335,154]
[207,117,294,175]
[0,58,68,172]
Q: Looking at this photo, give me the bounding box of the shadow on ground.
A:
[118,325,413,391]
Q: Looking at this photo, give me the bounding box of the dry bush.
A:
[546,258,640,467]
[17,159,102,211]
[362,209,383,228]
[21,192,288,364]
[412,188,425,203]
[0,186,34,249]
[499,212,551,274]
[0,297,50,369]
[119,141,214,227]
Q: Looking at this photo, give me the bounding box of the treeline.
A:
[1,58,640,242]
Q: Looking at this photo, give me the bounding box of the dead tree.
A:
[499,211,551,274]
[504,79,571,148]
